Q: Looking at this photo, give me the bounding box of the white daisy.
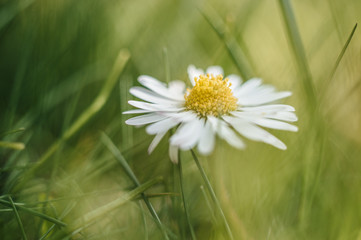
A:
[124,65,298,163]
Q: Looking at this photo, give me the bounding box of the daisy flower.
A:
[124,65,298,163]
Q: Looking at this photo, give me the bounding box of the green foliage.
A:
[1,0,361,239]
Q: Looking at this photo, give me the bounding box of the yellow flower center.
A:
[184,73,238,117]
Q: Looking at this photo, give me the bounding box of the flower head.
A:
[124,65,298,163]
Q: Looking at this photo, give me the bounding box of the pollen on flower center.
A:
[184,73,238,117]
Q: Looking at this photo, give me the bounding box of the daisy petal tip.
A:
[206,65,224,76]
[147,147,153,155]
[277,143,287,150]
[284,91,292,97]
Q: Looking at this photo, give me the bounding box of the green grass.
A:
[1,0,361,239]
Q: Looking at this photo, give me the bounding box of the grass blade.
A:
[190,149,234,240]
[0,127,25,138]
[320,23,357,102]
[0,141,25,150]
[100,132,170,240]
[199,5,254,80]
[278,0,317,107]
[200,185,217,224]
[12,49,130,192]
[70,178,162,234]
[330,23,357,79]
[0,199,67,227]
[178,152,197,240]
[8,196,28,240]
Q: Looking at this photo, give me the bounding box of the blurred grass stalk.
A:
[11,49,130,192]
[278,0,317,111]
[191,149,234,240]
[101,132,170,240]
[199,4,254,80]
[53,178,162,239]
[0,141,25,151]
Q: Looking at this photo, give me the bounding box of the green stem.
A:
[278,0,317,109]
[178,152,197,240]
[101,133,169,240]
[0,199,67,227]
[190,149,234,240]
[8,196,28,240]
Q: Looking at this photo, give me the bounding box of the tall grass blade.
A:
[199,5,254,80]
[278,0,317,107]
[100,132,170,240]
[12,49,130,192]
[0,127,25,138]
[0,199,67,227]
[178,152,197,240]
[8,196,28,240]
[190,149,234,240]
[320,23,357,102]
[69,178,162,235]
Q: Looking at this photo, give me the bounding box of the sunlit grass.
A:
[1,0,361,239]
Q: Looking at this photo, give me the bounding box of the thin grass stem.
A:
[199,5,254,80]
[139,202,149,240]
[190,149,234,240]
[178,152,197,240]
[0,141,25,150]
[0,199,67,227]
[101,132,170,240]
[8,196,28,240]
[12,49,130,192]
[278,0,317,108]
[0,127,25,138]
[200,185,217,224]
[320,23,357,103]
[70,178,162,235]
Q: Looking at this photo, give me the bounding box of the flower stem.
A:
[190,149,234,240]
[178,152,197,240]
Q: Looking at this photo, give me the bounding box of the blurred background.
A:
[1,0,361,239]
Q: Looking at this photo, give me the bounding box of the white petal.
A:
[223,116,286,150]
[168,80,186,96]
[169,145,179,164]
[130,87,180,105]
[239,91,292,106]
[125,113,168,126]
[146,118,180,135]
[233,78,263,97]
[138,75,184,101]
[123,109,152,114]
[197,120,215,155]
[271,112,298,122]
[148,131,167,154]
[208,117,245,149]
[170,119,203,150]
[128,100,183,112]
[233,111,298,123]
[245,117,298,132]
[240,104,295,112]
[187,65,204,86]
[206,66,224,76]
[162,111,197,123]
[227,74,242,90]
